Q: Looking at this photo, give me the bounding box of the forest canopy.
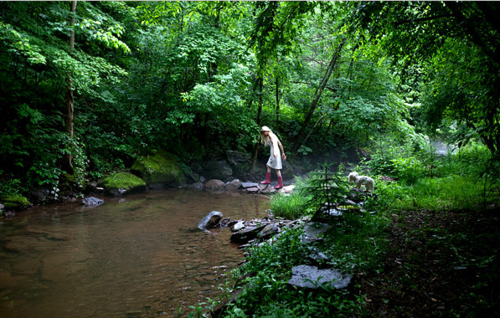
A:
[1,1,499,194]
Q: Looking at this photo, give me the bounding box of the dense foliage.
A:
[1,2,499,317]
[1,1,499,202]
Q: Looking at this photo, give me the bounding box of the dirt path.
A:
[357,208,500,317]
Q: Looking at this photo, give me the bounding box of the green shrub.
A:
[390,156,425,185]
[0,178,22,196]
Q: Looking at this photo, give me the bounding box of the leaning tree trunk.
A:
[65,0,77,170]
[291,37,346,157]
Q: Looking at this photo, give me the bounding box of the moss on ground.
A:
[1,194,30,209]
[102,172,146,193]
[131,151,186,185]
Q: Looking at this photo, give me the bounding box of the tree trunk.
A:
[249,76,264,172]
[65,0,77,170]
[291,37,346,156]
[275,76,280,127]
[301,101,340,148]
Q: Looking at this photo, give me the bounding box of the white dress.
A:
[266,136,282,170]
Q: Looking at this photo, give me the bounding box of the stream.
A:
[0,188,269,318]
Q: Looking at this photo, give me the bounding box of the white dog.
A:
[348,172,375,192]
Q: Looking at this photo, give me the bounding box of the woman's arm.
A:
[278,139,287,160]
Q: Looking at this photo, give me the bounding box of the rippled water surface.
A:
[0,189,269,318]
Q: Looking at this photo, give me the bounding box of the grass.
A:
[269,191,310,220]
[269,176,310,220]
[375,174,496,212]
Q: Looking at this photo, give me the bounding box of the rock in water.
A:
[102,172,147,196]
[82,197,104,207]
[258,223,280,240]
[288,265,352,289]
[240,182,259,189]
[198,211,223,230]
[231,220,246,232]
[230,225,265,243]
[30,188,50,203]
[225,179,242,191]
[204,179,225,191]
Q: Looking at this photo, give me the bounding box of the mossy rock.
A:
[102,172,147,196]
[1,194,30,210]
[131,151,186,187]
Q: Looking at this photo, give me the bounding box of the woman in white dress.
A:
[260,126,287,189]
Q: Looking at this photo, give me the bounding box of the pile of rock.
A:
[197,209,353,296]
[197,210,307,242]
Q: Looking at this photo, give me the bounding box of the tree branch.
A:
[394,14,453,26]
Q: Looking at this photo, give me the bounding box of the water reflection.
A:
[0,189,269,318]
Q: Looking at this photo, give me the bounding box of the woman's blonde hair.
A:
[260,126,272,146]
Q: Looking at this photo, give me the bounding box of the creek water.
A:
[0,189,269,318]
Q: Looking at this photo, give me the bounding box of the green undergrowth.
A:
[183,210,390,318]
[375,174,496,213]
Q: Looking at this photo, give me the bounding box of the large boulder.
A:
[204,179,225,191]
[202,161,233,181]
[226,150,251,178]
[102,172,147,196]
[0,194,30,210]
[30,188,50,204]
[131,151,186,188]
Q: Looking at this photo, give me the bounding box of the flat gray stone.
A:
[230,225,265,243]
[258,223,280,240]
[301,222,331,243]
[288,265,352,289]
[245,187,260,193]
[241,182,259,188]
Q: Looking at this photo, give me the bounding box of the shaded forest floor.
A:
[357,208,500,317]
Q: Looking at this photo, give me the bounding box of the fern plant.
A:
[300,162,350,221]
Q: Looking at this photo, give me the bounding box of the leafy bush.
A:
[390,156,425,185]
[0,178,22,196]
